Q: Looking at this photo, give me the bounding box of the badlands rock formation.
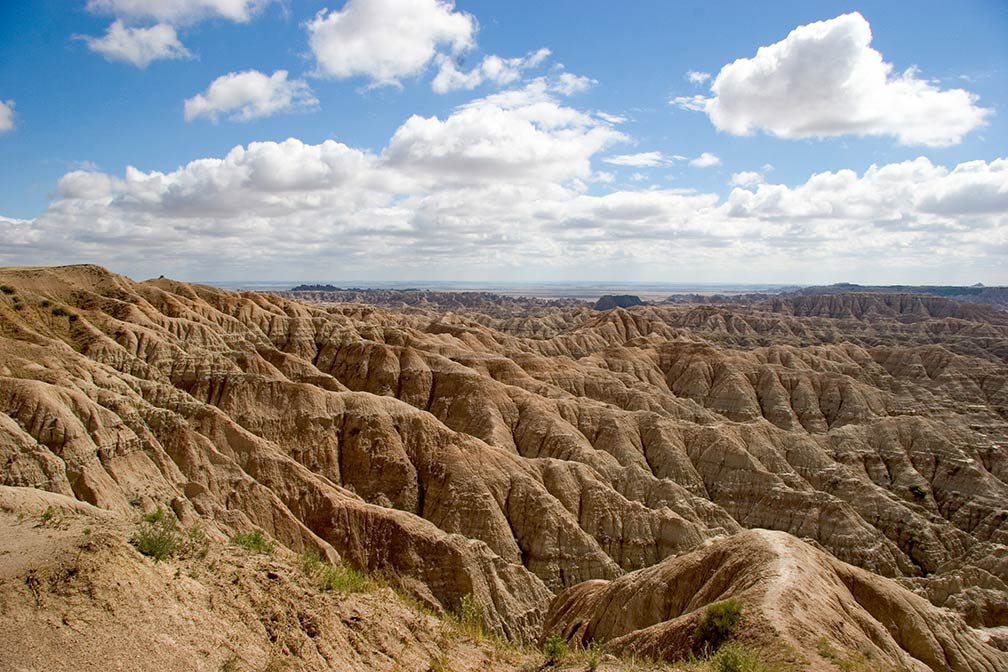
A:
[0,264,1006,670]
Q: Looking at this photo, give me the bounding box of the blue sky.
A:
[0,0,1006,284]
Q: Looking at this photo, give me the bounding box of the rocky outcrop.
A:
[1,264,1006,669]
[544,530,1008,671]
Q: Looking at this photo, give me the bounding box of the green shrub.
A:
[51,306,69,317]
[543,634,567,665]
[694,599,742,652]
[909,484,927,500]
[0,285,14,294]
[230,529,274,553]
[131,520,181,561]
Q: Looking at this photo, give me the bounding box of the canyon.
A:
[1,264,1006,671]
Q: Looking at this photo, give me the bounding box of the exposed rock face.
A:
[0,264,1006,669]
[594,295,644,311]
[544,530,1008,671]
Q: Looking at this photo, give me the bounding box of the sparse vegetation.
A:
[39,506,58,526]
[586,639,603,670]
[230,529,274,553]
[909,484,927,500]
[180,525,210,559]
[40,299,50,308]
[143,507,170,525]
[453,593,485,639]
[0,284,14,294]
[131,518,181,561]
[426,651,451,672]
[694,599,742,652]
[50,306,69,317]
[299,549,374,593]
[319,562,370,592]
[816,637,874,672]
[715,645,764,672]
[543,633,567,665]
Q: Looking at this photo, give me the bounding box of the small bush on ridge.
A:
[694,599,742,652]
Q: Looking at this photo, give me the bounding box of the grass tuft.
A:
[300,549,375,593]
[715,644,765,672]
[585,640,603,670]
[143,507,170,525]
[453,593,485,639]
[39,506,58,526]
[543,633,567,665]
[230,529,274,553]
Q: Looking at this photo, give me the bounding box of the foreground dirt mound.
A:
[544,529,1007,671]
[1,264,1006,670]
[0,486,539,672]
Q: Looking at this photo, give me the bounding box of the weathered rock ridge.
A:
[0,264,1006,669]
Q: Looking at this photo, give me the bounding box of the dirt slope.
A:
[0,264,1006,669]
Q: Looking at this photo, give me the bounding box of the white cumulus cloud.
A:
[307,0,476,86]
[729,171,763,187]
[82,21,191,68]
[684,12,990,147]
[687,70,710,84]
[4,75,1005,284]
[690,152,721,168]
[383,78,624,185]
[432,48,550,93]
[86,0,270,24]
[0,100,14,133]
[184,70,317,122]
[552,72,595,96]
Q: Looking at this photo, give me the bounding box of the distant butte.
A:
[593,294,644,310]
